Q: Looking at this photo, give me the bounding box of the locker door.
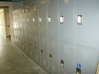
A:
[60,41,75,74]
[47,0,59,39]
[40,35,49,70]
[59,0,74,43]
[33,34,40,63]
[49,38,60,74]
[76,0,98,74]
[33,4,39,34]
[76,0,98,48]
[76,46,97,74]
[39,0,48,37]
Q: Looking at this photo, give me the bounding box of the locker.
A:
[40,35,49,70]
[76,46,97,74]
[59,0,74,43]
[49,38,60,74]
[39,0,48,36]
[47,0,60,39]
[33,34,40,63]
[33,3,39,34]
[60,41,75,74]
[26,32,34,57]
[76,0,98,49]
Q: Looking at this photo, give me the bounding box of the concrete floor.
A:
[0,35,48,74]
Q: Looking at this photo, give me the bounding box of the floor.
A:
[0,35,48,74]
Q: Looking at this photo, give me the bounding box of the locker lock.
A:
[49,54,52,60]
[60,16,64,24]
[34,46,36,50]
[76,68,81,74]
[61,60,64,67]
[41,50,43,55]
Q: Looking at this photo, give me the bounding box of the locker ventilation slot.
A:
[61,60,64,67]
[77,15,82,25]
[41,50,43,55]
[76,68,81,74]
[60,16,64,24]
[49,54,52,60]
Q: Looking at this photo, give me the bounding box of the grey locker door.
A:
[33,34,40,63]
[59,0,74,43]
[47,0,60,39]
[49,38,60,74]
[76,46,97,74]
[40,35,49,70]
[39,0,48,37]
[76,0,98,49]
[33,3,39,35]
[76,0,99,74]
[60,41,75,74]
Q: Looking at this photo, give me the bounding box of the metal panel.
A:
[47,0,59,39]
[76,0,98,49]
[40,35,49,70]
[60,41,75,74]
[76,46,97,74]
[49,38,60,74]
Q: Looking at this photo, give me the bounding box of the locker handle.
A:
[60,16,64,24]
[49,54,52,60]
[41,50,43,55]
[39,17,42,22]
[34,46,36,50]
[48,16,51,23]
[76,68,81,74]
[29,43,30,47]
[33,18,35,22]
[61,60,64,67]
[77,15,82,25]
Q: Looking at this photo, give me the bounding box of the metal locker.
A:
[76,0,99,74]
[76,0,98,49]
[47,0,60,39]
[33,34,41,63]
[26,32,34,58]
[33,3,39,34]
[39,0,48,37]
[49,38,60,74]
[76,46,97,74]
[60,41,75,74]
[40,35,49,70]
[59,0,74,43]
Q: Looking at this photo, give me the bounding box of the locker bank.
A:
[0,0,99,74]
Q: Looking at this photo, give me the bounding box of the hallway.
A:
[0,34,48,74]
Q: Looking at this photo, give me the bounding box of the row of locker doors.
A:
[13,28,97,74]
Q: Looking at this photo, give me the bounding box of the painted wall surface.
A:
[0,9,6,36]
